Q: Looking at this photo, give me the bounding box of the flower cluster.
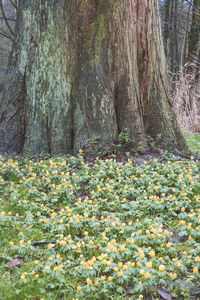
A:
[0,153,200,299]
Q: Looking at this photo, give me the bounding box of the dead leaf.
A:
[158,289,172,300]
[9,258,23,268]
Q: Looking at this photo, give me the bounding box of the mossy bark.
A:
[0,0,186,155]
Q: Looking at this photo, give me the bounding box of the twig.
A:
[32,240,56,246]
[0,28,13,40]
[9,0,17,9]
[0,17,16,22]
[0,0,15,36]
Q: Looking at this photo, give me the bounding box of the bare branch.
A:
[0,0,15,36]
[0,17,16,21]
[0,28,13,40]
[184,0,200,16]
[9,0,17,9]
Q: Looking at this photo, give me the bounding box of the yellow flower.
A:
[77,285,82,291]
[146,261,152,269]
[48,243,55,250]
[137,261,142,268]
[169,272,176,279]
[35,274,39,279]
[20,274,26,280]
[9,241,14,247]
[140,269,145,275]
[117,271,124,277]
[193,267,198,274]
[140,252,145,259]
[86,278,92,285]
[195,256,200,263]
[144,272,151,279]
[108,276,112,281]
[159,265,166,272]
[94,280,99,286]
[131,262,135,267]
[149,250,155,258]
[119,244,126,252]
[166,242,172,248]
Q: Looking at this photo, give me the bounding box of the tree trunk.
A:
[187,0,200,65]
[0,0,186,155]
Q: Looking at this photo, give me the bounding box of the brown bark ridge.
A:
[0,0,187,155]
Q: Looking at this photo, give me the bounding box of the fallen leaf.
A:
[158,289,172,300]
[9,259,23,268]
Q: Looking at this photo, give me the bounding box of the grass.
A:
[183,131,200,154]
[0,150,200,300]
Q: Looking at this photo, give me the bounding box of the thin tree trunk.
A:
[174,0,179,71]
[187,0,200,65]
[163,0,170,61]
[0,0,186,155]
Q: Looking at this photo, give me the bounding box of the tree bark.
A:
[0,0,187,155]
[187,0,200,65]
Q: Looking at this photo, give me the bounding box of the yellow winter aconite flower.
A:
[140,269,145,275]
[195,256,200,263]
[159,265,166,272]
[169,272,177,279]
[117,271,124,277]
[144,272,151,279]
[193,267,198,274]
[149,250,155,258]
[137,261,142,268]
[48,243,55,250]
[77,285,82,291]
[86,278,92,285]
[94,280,99,286]
[166,242,172,248]
[146,261,152,269]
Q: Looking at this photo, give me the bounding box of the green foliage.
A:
[0,152,200,299]
[117,128,131,148]
[183,131,200,155]
[147,134,163,151]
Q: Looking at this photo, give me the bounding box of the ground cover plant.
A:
[0,151,200,300]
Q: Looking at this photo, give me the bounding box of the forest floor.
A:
[0,133,200,300]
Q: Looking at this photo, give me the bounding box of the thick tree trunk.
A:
[0,0,186,155]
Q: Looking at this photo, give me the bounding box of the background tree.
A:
[0,0,17,91]
[159,0,200,73]
[0,0,186,155]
